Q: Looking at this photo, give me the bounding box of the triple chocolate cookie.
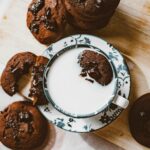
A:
[64,0,120,30]
[1,52,37,96]
[129,93,150,148]
[29,56,49,105]
[27,0,66,44]
[0,101,48,150]
[1,52,49,105]
[78,50,113,85]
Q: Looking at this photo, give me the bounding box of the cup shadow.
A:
[92,56,148,146]
[125,56,149,105]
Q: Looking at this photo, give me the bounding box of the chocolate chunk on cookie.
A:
[129,93,150,148]
[0,101,48,150]
[27,0,67,44]
[1,52,37,96]
[78,50,113,85]
[29,56,49,105]
[29,0,45,15]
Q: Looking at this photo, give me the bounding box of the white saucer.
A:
[39,34,131,132]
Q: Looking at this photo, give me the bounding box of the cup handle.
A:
[112,95,129,109]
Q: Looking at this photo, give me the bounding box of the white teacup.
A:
[43,47,129,118]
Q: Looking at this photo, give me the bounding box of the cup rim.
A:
[43,43,119,118]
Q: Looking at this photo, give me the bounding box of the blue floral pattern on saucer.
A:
[38,34,131,132]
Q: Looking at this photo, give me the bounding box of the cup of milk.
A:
[43,40,129,118]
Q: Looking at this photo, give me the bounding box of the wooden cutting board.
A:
[0,0,150,149]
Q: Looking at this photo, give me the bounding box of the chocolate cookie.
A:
[27,0,67,44]
[66,12,112,30]
[64,0,117,21]
[1,52,37,96]
[29,56,49,105]
[65,0,120,17]
[64,0,120,30]
[0,101,48,150]
[78,50,113,85]
[129,93,150,148]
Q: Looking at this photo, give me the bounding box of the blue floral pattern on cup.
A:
[39,34,131,132]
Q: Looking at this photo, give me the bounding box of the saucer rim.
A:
[38,34,131,133]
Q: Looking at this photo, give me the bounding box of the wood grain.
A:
[0,0,150,149]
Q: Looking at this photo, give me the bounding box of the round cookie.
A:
[64,0,118,21]
[129,93,150,148]
[78,50,113,85]
[1,52,37,96]
[65,0,120,15]
[0,101,48,150]
[27,0,67,45]
[29,56,49,105]
[64,0,120,30]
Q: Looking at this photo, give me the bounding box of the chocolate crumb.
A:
[85,78,94,83]
[80,71,87,77]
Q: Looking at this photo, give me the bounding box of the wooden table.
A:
[0,0,150,149]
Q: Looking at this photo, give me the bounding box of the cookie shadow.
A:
[34,124,56,150]
[80,133,123,150]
